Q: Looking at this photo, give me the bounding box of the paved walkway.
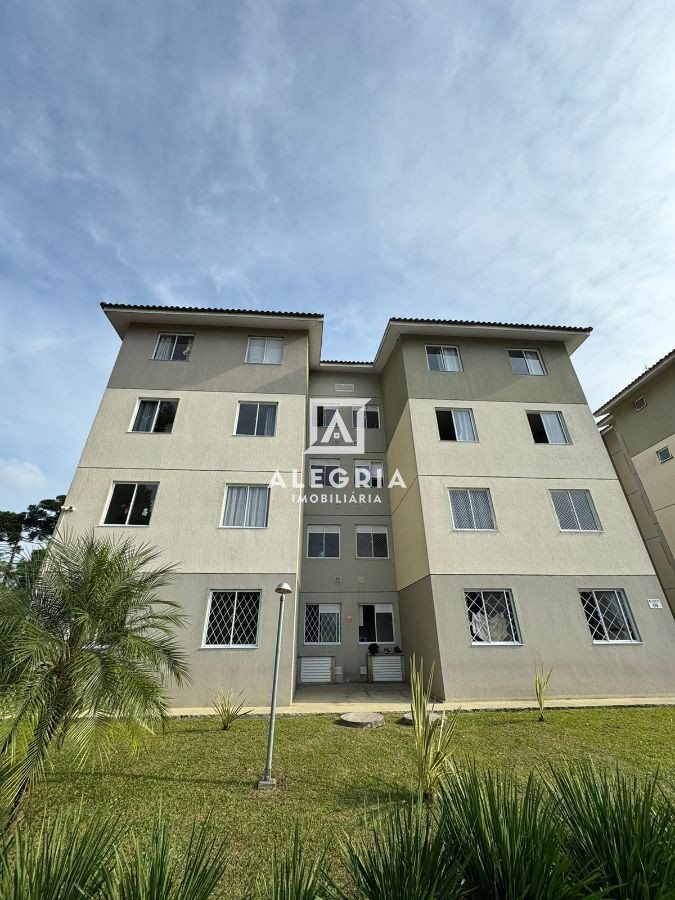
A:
[170,682,675,717]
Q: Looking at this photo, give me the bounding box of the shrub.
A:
[257,824,327,900]
[534,663,552,723]
[409,656,458,802]
[211,689,251,731]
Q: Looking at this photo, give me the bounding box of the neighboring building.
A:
[57,303,675,707]
[595,349,675,616]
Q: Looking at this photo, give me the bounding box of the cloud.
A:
[0,459,48,492]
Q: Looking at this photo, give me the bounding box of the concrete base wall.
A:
[428,574,675,700]
[161,573,299,708]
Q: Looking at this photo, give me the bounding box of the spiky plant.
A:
[333,800,462,900]
[534,662,552,723]
[439,763,576,899]
[0,807,118,898]
[257,823,328,900]
[409,656,458,802]
[110,813,228,900]
[0,531,189,821]
[551,762,675,899]
[212,689,251,731]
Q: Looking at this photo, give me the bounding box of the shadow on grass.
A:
[46,769,253,790]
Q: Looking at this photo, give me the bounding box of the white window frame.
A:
[220,485,270,529]
[358,603,395,645]
[425,344,463,373]
[579,589,640,644]
[550,489,601,532]
[527,410,571,445]
[101,481,159,527]
[233,401,278,437]
[151,333,194,361]
[245,336,284,365]
[657,446,673,463]
[306,525,341,559]
[128,398,179,434]
[508,348,546,375]
[354,459,384,488]
[308,458,341,488]
[303,603,341,645]
[464,589,522,646]
[201,589,261,649]
[435,408,478,442]
[352,405,380,429]
[448,488,497,531]
[355,524,389,558]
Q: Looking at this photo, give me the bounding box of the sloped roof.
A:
[594,348,675,416]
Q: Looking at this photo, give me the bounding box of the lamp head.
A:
[275,582,292,597]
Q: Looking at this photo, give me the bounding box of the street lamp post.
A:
[258,581,292,790]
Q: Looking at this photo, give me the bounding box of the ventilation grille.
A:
[335,383,355,392]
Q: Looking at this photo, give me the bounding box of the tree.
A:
[0,532,189,822]
[0,511,24,574]
[22,495,66,542]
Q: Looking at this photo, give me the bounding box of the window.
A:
[426,345,463,372]
[436,409,477,442]
[307,525,340,558]
[508,349,546,375]
[465,590,521,644]
[657,446,672,463]
[316,405,338,427]
[356,525,389,558]
[527,411,569,444]
[354,459,384,487]
[152,333,193,361]
[449,489,496,530]
[222,485,269,528]
[131,399,178,433]
[309,458,340,488]
[551,490,600,531]
[579,589,639,643]
[633,396,647,411]
[203,590,260,647]
[304,604,341,644]
[235,402,277,436]
[359,603,394,643]
[245,336,283,364]
[352,405,380,428]
[103,483,158,526]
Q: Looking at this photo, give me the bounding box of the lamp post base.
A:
[257,777,277,790]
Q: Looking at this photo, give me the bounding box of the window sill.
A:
[559,529,603,534]
[471,641,523,647]
[591,640,642,645]
[99,524,151,528]
[219,526,269,530]
[304,643,341,647]
[200,645,258,650]
[244,361,283,366]
[127,431,174,435]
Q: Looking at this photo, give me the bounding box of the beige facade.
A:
[56,305,675,706]
[596,351,675,615]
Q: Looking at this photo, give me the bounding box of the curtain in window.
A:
[257,404,277,436]
[133,400,157,432]
[541,412,566,444]
[246,487,269,527]
[247,338,266,363]
[468,608,490,642]
[524,350,544,374]
[154,335,175,360]
[441,347,461,371]
[453,409,475,442]
[224,486,248,526]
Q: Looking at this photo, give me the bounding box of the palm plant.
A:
[409,656,457,802]
[257,824,328,900]
[0,531,189,821]
[534,662,552,723]
[212,688,251,731]
[551,762,675,898]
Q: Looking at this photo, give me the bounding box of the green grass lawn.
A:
[30,707,675,898]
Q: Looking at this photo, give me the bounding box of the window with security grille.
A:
[131,399,178,433]
[579,589,639,643]
[309,458,340,487]
[551,490,600,531]
[426,345,463,372]
[103,482,158,526]
[465,590,521,644]
[304,604,341,644]
[204,590,260,647]
[508,349,545,375]
[245,336,283,364]
[436,408,477,442]
[356,525,389,558]
[307,525,340,558]
[527,411,569,444]
[354,460,384,487]
[222,485,269,528]
[351,405,380,428]
[449,489,495,530]
[152,333,193,361]
[235,402,277,436]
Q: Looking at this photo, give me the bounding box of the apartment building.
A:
[596,349,675,615]
[57,303,675,707]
